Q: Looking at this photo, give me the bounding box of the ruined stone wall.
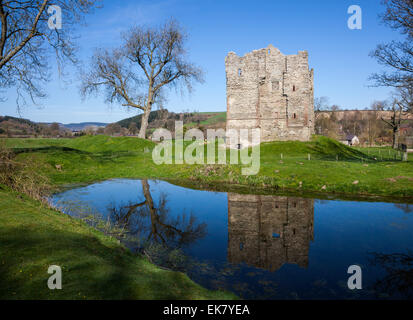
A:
[227,193,314,272]
[226,45,314,145]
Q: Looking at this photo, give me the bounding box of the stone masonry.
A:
[227,193,314,272]
[226,45,314,146]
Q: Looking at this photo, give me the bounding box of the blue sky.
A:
[1,0,403,123]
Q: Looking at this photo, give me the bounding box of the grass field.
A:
[3,135,412,200]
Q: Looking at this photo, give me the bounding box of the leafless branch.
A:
[370,0,413,89]
[81,19,204,139]
[0,0,100,110]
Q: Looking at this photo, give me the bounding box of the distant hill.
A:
[1,111,227,136]
[115,110,413,134]
[0,115,41,136]
[0,116,108,137]
[5,108,408,143]
[0,115,37,126]
[61,122,107,131]
[116,109,226,133]
[117,110,171,129]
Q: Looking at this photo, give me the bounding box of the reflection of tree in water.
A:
[369,251,413,299]
[394,204,413,214]
[109,180,207,250]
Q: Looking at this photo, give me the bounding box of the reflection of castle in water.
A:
[228,193,314,272]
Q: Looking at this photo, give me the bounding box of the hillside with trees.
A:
[114,110,226,137]
[0,116,71,138]
[316,108,413,146]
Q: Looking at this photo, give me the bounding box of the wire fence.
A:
[269,150,409,163]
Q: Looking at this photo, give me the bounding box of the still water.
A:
[52,179,413,300]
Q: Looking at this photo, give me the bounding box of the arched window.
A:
[293,113,297,119]
[293,85,296,91]
[238,69,242,76]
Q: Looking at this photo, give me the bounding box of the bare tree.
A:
[371,100,388,111]
[365,104,381,146]
[369,251,413,299]
[128,122,138,135]
[109,180,206,247]
[314,97,333,135]
[83,125,97,136]
[81,19,204,139]
[314,96,330,112]
[49,121,59,136]
[370,0,413,88]
[0,0,100,108]
[104,123,121,136]
[314,96,330,122]
[364,100,389,146]
[398,82,413,112]
[381,87,412,148]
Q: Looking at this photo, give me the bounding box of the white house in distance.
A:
[340,134,360,146]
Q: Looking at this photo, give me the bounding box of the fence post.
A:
[308,154,311,161]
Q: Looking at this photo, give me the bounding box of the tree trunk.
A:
[138,106,152,139]
[138,85,154,139]
[141,180,160,242]
[392,126,399,149]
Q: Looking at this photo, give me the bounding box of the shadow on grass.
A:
[309,138,367,160]
[307,138,403,163]
[13,146,141,164]
[0,225,214,300]
[13,146,91,155]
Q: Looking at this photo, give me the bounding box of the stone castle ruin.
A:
[227,193,314,272]
[226,45,315,146]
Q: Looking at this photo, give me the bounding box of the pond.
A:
[51,179,413,300]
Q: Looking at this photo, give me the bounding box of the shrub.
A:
[0,142,51,202]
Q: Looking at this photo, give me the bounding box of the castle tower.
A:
[225,45,314,146]
[227,193,314,272]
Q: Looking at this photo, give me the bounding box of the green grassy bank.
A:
[3,135,412,200]
[0,187,236,300]
[1,134,412,299]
